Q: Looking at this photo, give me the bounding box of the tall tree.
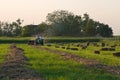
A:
[0,21,3,36]
[12,19,23,36]
[46,10,82,36]
[21,25,38,37]
[83,19,97,36]
[2,22,13,36]
[37,22,49,35]
[0,19,23,37]
[97,24,113,37]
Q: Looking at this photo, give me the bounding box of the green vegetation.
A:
[46,37,100,43]
[0,37,101,43]
[0,37,120,79]
[0,19,23,37]
[0,37,32,44]
[17,44,120,80]
[0,10,113,37]
[43,43,120,66]
[0,44,9,64]
[45,10,113,37]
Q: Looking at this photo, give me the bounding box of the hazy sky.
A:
[0,0,120,35]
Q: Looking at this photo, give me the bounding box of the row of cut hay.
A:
[0,43,44,80]
[45,38,100,43]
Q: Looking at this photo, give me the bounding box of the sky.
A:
[0,0,120,35]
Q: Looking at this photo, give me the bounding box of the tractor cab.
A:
[35,36,44,45]
[28,36,44,45]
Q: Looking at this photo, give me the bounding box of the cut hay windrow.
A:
[0,43,44,80]
[37,46,120,75]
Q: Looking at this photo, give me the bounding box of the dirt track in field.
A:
[36,46,120,75]
[0,44,44,80]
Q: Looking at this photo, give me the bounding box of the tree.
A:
[81,13,113,37]
[37,22,49,35]
[12,19,23,36]
[97,24,113,37]
[21,25,38,37]
[21,22,49,37]
[83,19,97,36]
[81,13,90,30]
[1,22,13,36]
[46,10,73,24]
[0,19,23,37]
[46,10,82,36]
[0,21,2,36]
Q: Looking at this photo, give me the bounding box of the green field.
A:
[18,44,120,80]
[43,42,120,66]
[0,37,101,43]
[0,44,10,64]
[0,37,120,80]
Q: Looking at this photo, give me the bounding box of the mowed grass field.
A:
[0,44,10,64]
[0,37,120,80]
[18,44,120,80]
[43,42,120,66]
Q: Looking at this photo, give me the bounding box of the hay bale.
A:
[70,48,78,51]
[101,47,115,51]
[61,46,65,49]
[76,44,80,47]
[109,48,115,51]
[93,43,99,47]
[66,47,70,50]
[101,43,105,47]
[113,52,120,57]
[94,50,100,54]
[101,48,109,51]
[46,44,52,47]
[79,44,84,47]
[82,46,87,49]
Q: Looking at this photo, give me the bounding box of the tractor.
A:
[28,36,44,45]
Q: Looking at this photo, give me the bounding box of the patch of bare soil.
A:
[0,44,44,80]
[37,46,120,75]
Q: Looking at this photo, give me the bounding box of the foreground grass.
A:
[0,44,9,64]
[18,44,120,80]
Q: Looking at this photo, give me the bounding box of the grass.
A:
[0,37,120,79]
[0,37,33,44]
[0,44,10,64]
[43,43,120,66]
[17,44,120,80]
[0,37,101,43]
[45,37,100,43]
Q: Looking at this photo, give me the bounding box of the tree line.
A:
[0,10,113,37]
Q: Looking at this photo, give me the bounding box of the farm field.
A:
[0,37,120,80]
[43,41,120,66]
[0,37,101,44]
[0,44,10,64]
[18,44,120,80]
[1,0,120,79]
